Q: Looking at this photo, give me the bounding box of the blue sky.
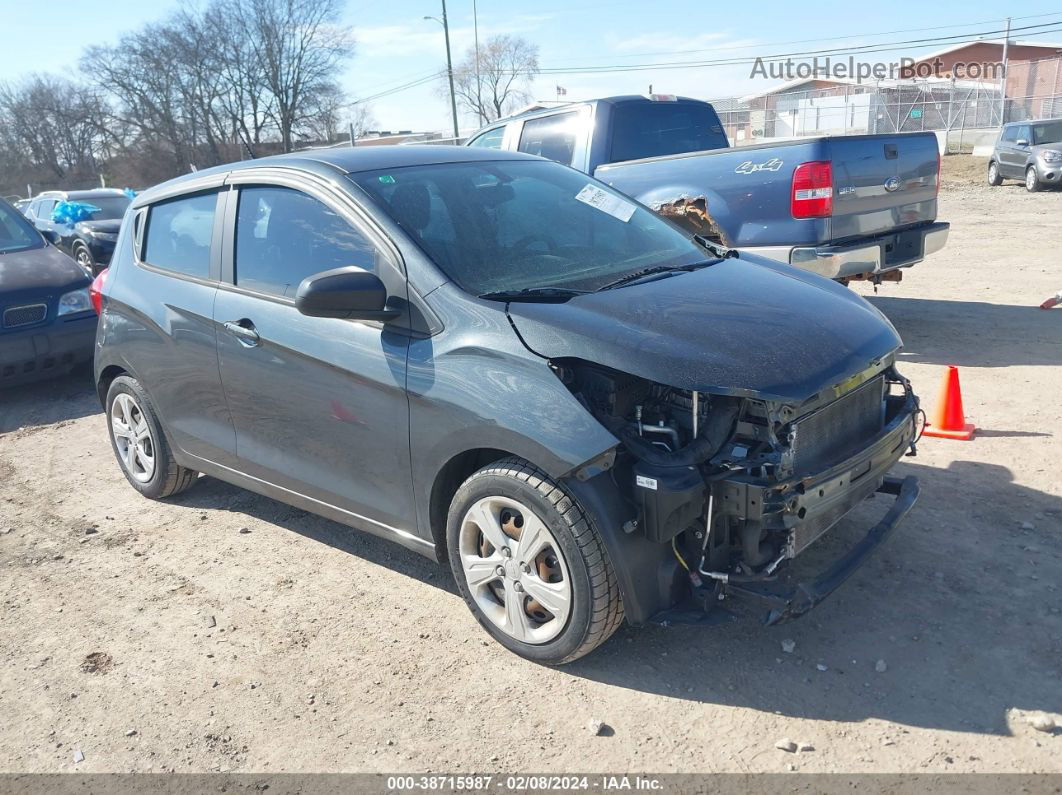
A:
[3,0,1062,133]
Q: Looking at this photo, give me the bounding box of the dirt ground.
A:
[1,156,1060,775]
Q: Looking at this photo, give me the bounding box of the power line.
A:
[549,10,1062,63]
[346,16,1062,105]
[352,71,445,104]
[530,20,1062,75]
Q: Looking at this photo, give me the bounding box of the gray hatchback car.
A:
[988,118,1062,191]
[95,146,921,664]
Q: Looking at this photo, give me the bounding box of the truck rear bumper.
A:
[744,221,949,279]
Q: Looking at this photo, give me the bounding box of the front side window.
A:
[143,191,218,279]
[1002,126,1018,143]
[468,127,506,149]
[517,112,580,166]
[352,160,707,297]
[32,199,57,221]
[234,186,378,298]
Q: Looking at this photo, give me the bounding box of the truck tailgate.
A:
[828,133,938,244]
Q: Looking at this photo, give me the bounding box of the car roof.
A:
[36,188,128,200]
[134,145,543,205]
[480,95,708,128]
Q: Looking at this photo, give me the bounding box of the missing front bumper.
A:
[725,475,919,625]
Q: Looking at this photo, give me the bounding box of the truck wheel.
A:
[1026,166,1042,193]
[987,161,1003,186]
[446,457,624,665]
[105,375,198,499]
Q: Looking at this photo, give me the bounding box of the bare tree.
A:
[0,0,359,194]
[449,35,540,124]
[205,0,276,153]
[300,86,377,144]
[0,75,107,183]
[233,0,354,152]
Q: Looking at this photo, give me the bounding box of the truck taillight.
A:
[90,268,108,315]
[791,161,833,219]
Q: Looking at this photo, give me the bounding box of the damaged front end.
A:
[554,357,921,626]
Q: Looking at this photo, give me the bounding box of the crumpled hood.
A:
[507,256,902,403]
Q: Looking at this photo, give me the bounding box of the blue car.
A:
[0,197,97,386]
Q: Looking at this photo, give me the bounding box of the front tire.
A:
[446,458,623,665]
[106,375,198,499]
[987,161,1003,186]
[1026,166,1042,192]
[72,242,97,276]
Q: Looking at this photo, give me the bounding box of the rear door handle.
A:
[223,320,260,347]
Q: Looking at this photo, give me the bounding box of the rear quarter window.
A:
[143,192,218,279]
[608,102,728,163]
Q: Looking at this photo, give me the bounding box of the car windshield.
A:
[72,196,131,220]
[350,160,707,295]
[1031,120,1062,145]
[0,200,44,255]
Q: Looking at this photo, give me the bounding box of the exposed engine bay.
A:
[552,357,922,623]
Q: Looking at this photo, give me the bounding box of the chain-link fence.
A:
[709,56,1062,153]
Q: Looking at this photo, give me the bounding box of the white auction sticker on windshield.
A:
[575,184,636,222]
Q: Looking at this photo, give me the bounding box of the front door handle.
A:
[223,319,260,347]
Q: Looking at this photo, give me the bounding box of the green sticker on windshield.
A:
[379,175,396,184]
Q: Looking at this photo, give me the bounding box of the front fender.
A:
[409,284,620,545]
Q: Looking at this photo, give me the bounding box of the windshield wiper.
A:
[478,286,590,303]
[694,235,738,259]
[595,259,719,292]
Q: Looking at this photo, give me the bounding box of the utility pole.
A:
[1000,16,1011,126]
[425,1,460,139]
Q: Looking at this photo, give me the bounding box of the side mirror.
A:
[295,266,401,322]
[1016,138,1029,146]
[41,229,60,245]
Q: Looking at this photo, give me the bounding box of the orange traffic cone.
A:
[922,366,975,441]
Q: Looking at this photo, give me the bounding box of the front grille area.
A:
[791,376,885,474]
[3,303,48,329]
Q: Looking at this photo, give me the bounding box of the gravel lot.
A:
[1,156,1060,774]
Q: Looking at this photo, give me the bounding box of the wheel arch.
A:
[96,363,129,407]
[428,447,524,560]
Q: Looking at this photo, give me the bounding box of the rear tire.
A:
[1026,166,1042,192]
[105,375,198,499]
[446,457,623,665]
[987,161,1003,186]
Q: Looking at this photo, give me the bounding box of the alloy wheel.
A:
[1027,168,1037,191]
[76,247,93,271]
[110,393,156,483]
[458,496,572,644]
